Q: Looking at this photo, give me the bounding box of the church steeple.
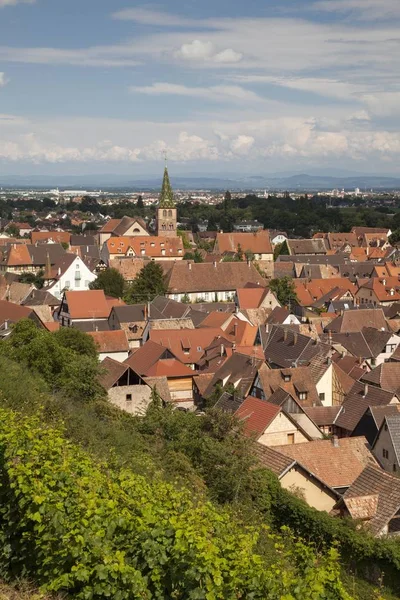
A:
[159,166,175,208]
[156,161,177,237]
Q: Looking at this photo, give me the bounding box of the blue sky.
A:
[1,0,400,176]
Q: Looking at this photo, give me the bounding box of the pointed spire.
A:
[159,165,175,208]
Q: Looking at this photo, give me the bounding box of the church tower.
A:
[156,165,177,237]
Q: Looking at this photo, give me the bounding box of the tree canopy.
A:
[124,261,167,303]
[89,268,125,298]
[269,276,298,307]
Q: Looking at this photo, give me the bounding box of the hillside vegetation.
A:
[0,320,396,598]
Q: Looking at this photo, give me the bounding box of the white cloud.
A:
[0,73,7,87]
[111,7,199,27]
[313,0,400,21]
[0,0,34,6]
[230,135,255,155]
[130,82,262,103]
[2,113,400,168]
[0,45,141,67]
[362,92,400,116]
[176,40,242,64]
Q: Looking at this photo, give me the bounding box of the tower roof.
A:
[159,167,175,208]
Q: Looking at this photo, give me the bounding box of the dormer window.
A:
[299,391,308,401]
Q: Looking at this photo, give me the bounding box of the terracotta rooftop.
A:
[145,358,194,378]
[124,340,174,375]
[88,330,129,353]
[275,436,377,489]
[235,396,280,438]
[167,261,267,294]
[215,231,273,255]
[31,231,71,245]
[64,290,110,319]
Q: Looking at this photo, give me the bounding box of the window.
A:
[319,393,325,402]
[386,344,397,353]
[299,391,308,401]
[394,464,397,473]
[126,394,132,402]
[287,433,295,444]
[75,279,80,288]
[383,449,389,459]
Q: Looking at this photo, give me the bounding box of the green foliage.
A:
[177,229,191,249]
[389,229,400,245]
[89,267,125,298]
[183,250,203,262]
[136,195,144,209]
[5,224,19,237]
[0,320,104,402]
[18,270,45,289]
[224,190,232,213]
[124,261,167,303]
[0,408,351,599]
[273,240,289,260]
[269,276,298,307]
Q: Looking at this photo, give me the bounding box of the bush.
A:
[0,409,350,599]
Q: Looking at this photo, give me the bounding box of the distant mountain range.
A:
[1,173,400,191]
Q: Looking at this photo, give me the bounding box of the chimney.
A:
[147,301,151,319]
[220,344,224,357]
[363,383,369,397]
[247,259,251,267]
[232,342,236,353]
[284,329,288,341]
[383,278,386,286]
[188,262,192,270]
[233,322,238,337]
[332,435,339,448]
[4,320,8,330]
[95,325,98,332]
[213,261,217,268]
[293,333,298,345]
[143,303,148,320]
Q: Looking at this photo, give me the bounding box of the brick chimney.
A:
[332,435,339,448]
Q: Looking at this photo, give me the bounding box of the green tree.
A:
[124,261,167,303]
[207,215,218,231]
[19,269,45,289]
[2,319,104,401]
[136,195,144,209]
[224,190,232,213]
[273,240,289,260]
[89,268,125,298]
[53,326,98,359]
[6,224,19,237]
[269,276,298,307]
[389,229,400,245]
[183,250,203,263]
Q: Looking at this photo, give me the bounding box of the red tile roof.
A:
[64,290,110,319]
[145,358,194,378]
[276,437,377,488]
[236,287,266,309]
[31,231,71,245]
[235,397,280,438]
[88,330,129,353]
[215,231,273,255]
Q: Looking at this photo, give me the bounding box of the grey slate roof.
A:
[340,465,400,536]
[335,381,395,433]
[264,325,330,369]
